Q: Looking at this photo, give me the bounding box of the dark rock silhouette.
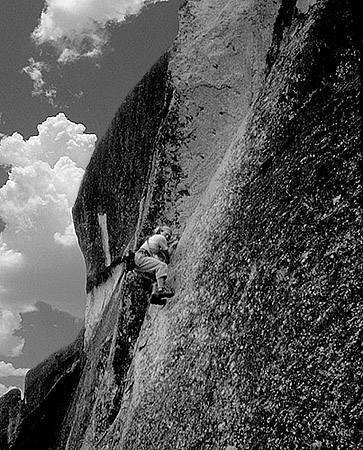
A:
[2,0,361,448]
[0,330,84,449]
[0,388,21,449]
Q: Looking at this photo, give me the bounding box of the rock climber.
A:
[134,225,178,304]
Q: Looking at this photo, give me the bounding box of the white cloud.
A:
[0,113,96,316]
[0,361,29,377]
[0,159,84,244]
[0,113,95,169]
[0,242,24,270]
[54,221,77,247]
[22,58,46,94]
[0,113,95,246]
[0,309,25,357]
[32,0,167,63]
[0,383,19,398]
[22,58,57,106]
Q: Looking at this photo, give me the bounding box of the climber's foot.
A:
[156,287,174,299]
[149,294,167,305]
[149,288,174,305]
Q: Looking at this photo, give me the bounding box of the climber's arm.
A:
[167,239,179,259]
[160,249,170,264]
[156,235,178,263]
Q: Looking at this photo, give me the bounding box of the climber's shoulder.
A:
[150,234,168,249]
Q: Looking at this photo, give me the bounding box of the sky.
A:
[0,0,180,397]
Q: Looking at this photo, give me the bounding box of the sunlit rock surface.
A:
[4,0,361,448]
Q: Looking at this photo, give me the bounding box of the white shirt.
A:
[140,234,168,257]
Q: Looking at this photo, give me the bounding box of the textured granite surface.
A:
[3,0,361,448]
[100,1,361,448]
[73,54,171,293]
[0,388,21,449]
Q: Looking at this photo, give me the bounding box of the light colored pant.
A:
[134,252,168,289]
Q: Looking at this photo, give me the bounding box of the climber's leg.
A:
[154,274,174,299]
[134,253,162,275]
[134,253,173,302]
[135,253,168,279]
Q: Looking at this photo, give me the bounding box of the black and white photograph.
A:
[0,0,361,448]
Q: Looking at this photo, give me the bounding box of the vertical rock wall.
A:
[73,53,171,287]
[63,272,152,449]
[4,0,360,448]
[1,331,85,450]
[0,389,21,449]
[151,0,285,227]
[67,1,290,446]
[96,0,361,448]
[73,54,171,341]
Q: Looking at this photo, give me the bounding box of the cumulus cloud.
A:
[0,113,96,318]
[0,309,25,357]
[0,113,95,252]
[0,113,95,168]
[22,58,57,106]
[22,58,47,94]
[0,361,29,377]
[0,383,19,398]
[54,222,77,247]
[32,0,167,63]
[0,242,24,270]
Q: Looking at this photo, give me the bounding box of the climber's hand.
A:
[169,239,179,248]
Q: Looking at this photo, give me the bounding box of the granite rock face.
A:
[0,330,84,450]
[73,54,171,293]
[3,0,361,448]
[0,388,21,449]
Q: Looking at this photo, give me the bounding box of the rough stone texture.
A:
[73,53,171,293]
[3,0,361,448]
[64,272,152,449]
[73,53,172,344]
[153,0,284,228]
[6,330,85,450]
[84,265,123,344]
[77,0,288,350]
[24,329,84,411]
[0,388,21,449]
[98,1,361,448]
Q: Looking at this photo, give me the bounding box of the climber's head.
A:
[155,225,172,241]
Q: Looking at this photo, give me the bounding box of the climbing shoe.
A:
[156,288,174,299]
[149,288,174,305]
[149,294,167,306]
